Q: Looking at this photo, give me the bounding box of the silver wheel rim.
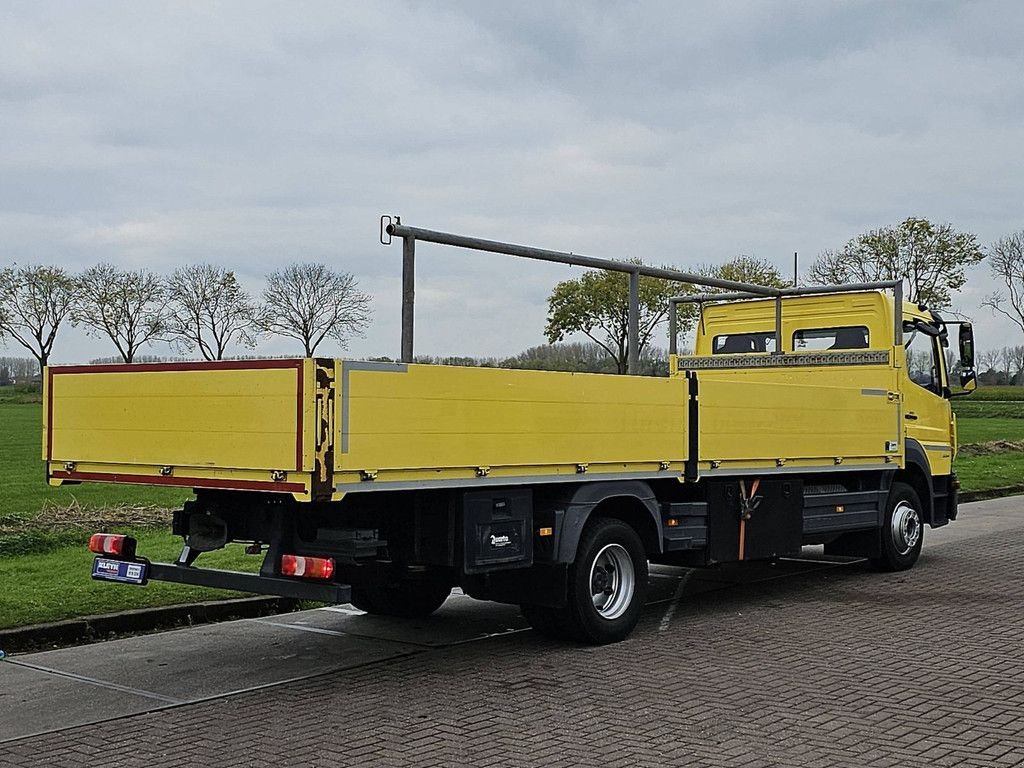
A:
[891,500,921,556]
[589,543,635,620]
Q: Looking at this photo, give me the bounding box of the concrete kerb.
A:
[0,596,301,654]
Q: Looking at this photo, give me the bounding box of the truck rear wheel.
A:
[871,481,924,572]
[350,580,452,618]
[522,517,648,645]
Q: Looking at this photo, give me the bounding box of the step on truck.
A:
[43,220,978,644]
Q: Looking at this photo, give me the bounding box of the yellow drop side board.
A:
[695,364,899,470]
[45,361,315,493]
[336,362,688,485]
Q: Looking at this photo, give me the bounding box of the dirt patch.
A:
[957,440,1024,457]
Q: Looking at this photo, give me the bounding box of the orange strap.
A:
[737,478,762,561]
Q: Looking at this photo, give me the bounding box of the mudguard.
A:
[904,438,937,524]
[553,480,662,563]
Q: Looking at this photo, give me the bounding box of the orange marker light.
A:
[538,527,554,537]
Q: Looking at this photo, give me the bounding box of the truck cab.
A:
[687,292,975,532]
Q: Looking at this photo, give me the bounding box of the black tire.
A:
[871,481,925,572]
[522,517,648,645]
[349,580,452,618]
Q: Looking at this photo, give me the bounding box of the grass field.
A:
[956,417,1024,444]
[1,383,1022,631]
[1,393,255,629]
[953,389,1024,489]
[0,533,257,629]
[965,386,1024,401]
[954,452,1024,495]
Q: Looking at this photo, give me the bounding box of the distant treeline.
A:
[0,342,675,381]
[5,341,1024,386]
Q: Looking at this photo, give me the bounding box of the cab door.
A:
[901,324,953,476]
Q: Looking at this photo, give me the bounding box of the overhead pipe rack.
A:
[381,216,779,374]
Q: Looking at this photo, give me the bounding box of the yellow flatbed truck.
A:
[43,223,977,644]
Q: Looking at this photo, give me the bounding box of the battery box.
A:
[463,489,533,574]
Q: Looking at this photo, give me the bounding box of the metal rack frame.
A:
[381,216,904,373]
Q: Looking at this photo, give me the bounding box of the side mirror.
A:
[958,323,975,369]
[960,369,977,392]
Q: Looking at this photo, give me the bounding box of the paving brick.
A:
[4,526,1024,767]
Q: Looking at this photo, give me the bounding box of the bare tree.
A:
[1000,346,1016,380]
[982,231,1024,336]
[261,264,371,357]
[976,349,1002,374]
[166,264,264,360]
[0,358,38,385]
[807,217,984,307]
[0,356,39,382]
[0,265,77,374]
[944,348,958,378]
[1011,345,1024,384]
[74,264,170,363]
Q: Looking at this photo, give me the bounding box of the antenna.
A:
[792,251,798,288]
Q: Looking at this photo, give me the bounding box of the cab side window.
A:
[905,330,941,395]
[712,332,776,354]
[792,326,870,351]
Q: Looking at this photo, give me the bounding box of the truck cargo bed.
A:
[45,355,901,500]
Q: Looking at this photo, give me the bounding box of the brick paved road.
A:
[3,524,1024,767]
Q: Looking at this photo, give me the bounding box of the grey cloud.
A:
[2,0,1023,363]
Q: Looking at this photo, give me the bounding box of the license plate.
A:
[92,557,148,585]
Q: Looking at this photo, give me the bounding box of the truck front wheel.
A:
[872,481,924,572]
[350,580,452,618]
[522,517,648,645]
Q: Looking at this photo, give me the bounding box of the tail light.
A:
[89,533,137,559]
[280,554,335,581]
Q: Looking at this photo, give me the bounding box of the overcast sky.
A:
[3,0,1023,363]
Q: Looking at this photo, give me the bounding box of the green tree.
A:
[0,265,77,374]
[502,342,616,373]
[807,217,984,307]
[702,255,789,289]
[545,263,693,374]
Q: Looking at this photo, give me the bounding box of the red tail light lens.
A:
[89,533,136,558]
[280,554,335,581]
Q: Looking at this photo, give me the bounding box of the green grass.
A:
[1,402,188,521]
[968,386,1024,401]
[956,417,1024,444]
[0,531,260,629]
[953,401,1024,419]
[954,452,1024,493]
[0,385,43,405]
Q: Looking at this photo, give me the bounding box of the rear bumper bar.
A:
[149,562,352,603]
